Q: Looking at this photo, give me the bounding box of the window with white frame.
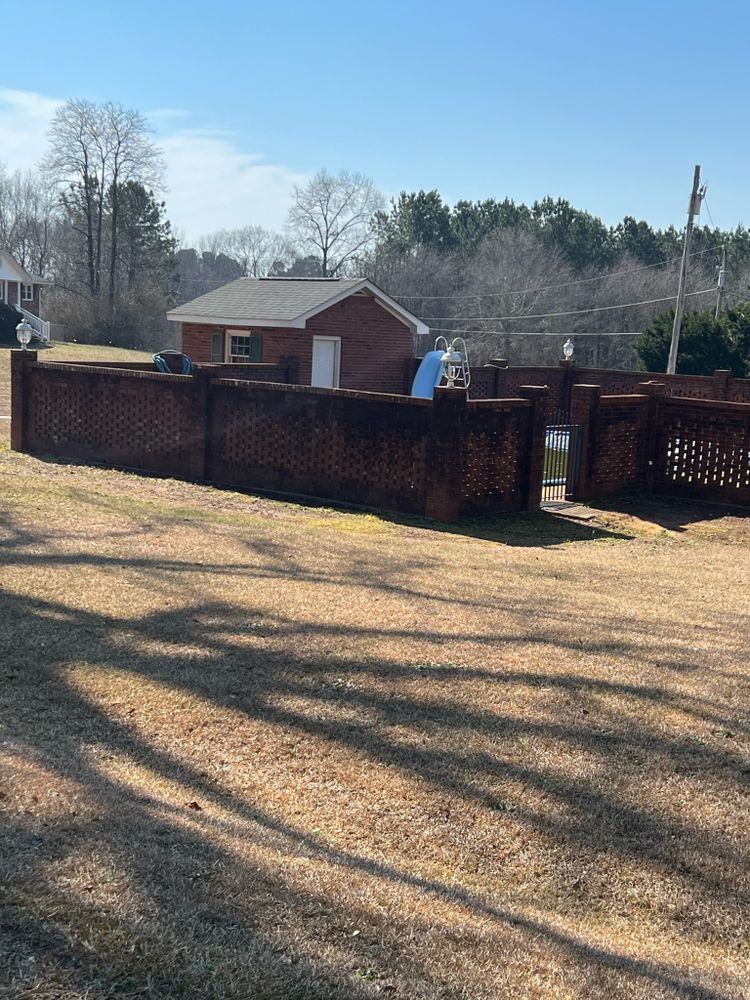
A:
[228,332,262,363]
[22,284,34,302]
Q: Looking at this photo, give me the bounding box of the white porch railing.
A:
[21,307,51,344]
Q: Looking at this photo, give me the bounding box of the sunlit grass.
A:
[1,434,749,998]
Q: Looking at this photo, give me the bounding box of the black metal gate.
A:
[543,408,582,502]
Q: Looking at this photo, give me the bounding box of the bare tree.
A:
[104,104,162,314]
[457,229,575,362]
[44,99,102,296]
[286,169,384,276]
[45,99,162,318]
[0,166,57,275]
[200,225,293,277]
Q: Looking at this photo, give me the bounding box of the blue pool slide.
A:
[411,351,445,399]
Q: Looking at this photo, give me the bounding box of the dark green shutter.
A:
[250,334,262,362]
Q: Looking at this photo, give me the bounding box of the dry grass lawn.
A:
[0,347,749,998]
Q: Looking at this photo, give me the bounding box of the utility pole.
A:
[667,165,705,374]
[715,244,726,320]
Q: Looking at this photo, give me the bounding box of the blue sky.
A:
[1,0,747,240]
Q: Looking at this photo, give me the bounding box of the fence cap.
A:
[637,381,667,396]
[433,385,469,406]
[571,383,602,394]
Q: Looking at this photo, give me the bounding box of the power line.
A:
[391,244,725,301]
[702,197,717,230]
[422,287,715,324]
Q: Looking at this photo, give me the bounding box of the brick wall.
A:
[653,396,750,504]
[208,381,434,516]
[406,360,750,408]
[58,358,296,383]
[500,366,569,411]
[573,366,724,401]
[570,381,750,507]
[571,386,650,501]
[180,293,413,395]
[181,323,220,363]
[11,352,548,522]
[492,364,750,408]
[18,360,205,480]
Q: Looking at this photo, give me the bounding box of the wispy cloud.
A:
[0,88,63,171]
[156,126,308,241]
[0,90,307,242]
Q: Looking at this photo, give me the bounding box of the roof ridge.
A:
[166,276,428,335]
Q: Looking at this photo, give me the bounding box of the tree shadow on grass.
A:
[2,595,748,996]
[381,508,636,546]
[592,495,750,532]
[0,509,748,998]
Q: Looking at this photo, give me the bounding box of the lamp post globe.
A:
[16,319,33,350]
[562,338,574,361]
[441,349,462,387]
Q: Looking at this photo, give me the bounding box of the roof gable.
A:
[0,249,47,284]
[166,277,428,335]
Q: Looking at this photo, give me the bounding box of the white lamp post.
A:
[562,338,574,361]
[440,347,463,388]
[16,319,33,350]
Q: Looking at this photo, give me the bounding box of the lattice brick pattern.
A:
[663,376,716,399]
[460,408,525,511]
[26,365,195,473]
[504,371,566,411]
[208,382,432,512]
[655,403,750,502]
[592,402,647,495]
[467,368,498,400]
[729,382,750,404]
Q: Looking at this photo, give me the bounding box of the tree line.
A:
[2,97,750,372]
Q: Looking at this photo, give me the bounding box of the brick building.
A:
[167,277,428,395]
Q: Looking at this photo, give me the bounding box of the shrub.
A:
[634,307,747,376]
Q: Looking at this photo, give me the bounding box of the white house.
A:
[0,249,51,343]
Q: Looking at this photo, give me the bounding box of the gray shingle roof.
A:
[168,277,365,323]
[0,249,49,284]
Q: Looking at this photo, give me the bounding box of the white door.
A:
[311,336,341,388]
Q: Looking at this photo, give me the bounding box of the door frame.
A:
[311,335,341,388]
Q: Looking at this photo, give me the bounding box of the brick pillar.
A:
[478,364,502,398]
[637,381,666,495]
[517,385,549,510]
[185,369,210,481]
[280,355,300,385]
[10,349,36,452]
[570,384,601,502]
[425,387,468,521]
[486,360,509,398]
[559,358,575,412]
[712,369,731,400]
